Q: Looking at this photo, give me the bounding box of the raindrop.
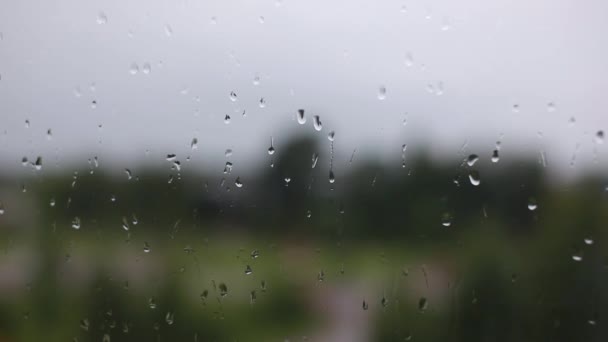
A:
[0,202,4,215]
[441,212,452,227]
[491,149,500,163]
[268,137,275,155]
[21,157,28,166]
[223,162,233,174]
[584,238,594,245]
[418,297,428,311]
[245,265,253,275]
[143,242,151,253]
[253,74,261,86]
[224,115,231,124]
[250,290,257,304]
[25,119,30,128]
[527,197,538,211]
[165,312,174,325]
[235,177,243,188]
[34,156,42,170]
[131,214,138,225]
[129,63,139,75]
[306,210,312,218]
[259,97,266,108]
[329,170,335,184]
[297,109,306,124]
[124,168,132,180]
[512,104,520,112]
[97,12,108,24]
[466,154,479,167]
[468,171,481,186]
[200,290,208,302]
[102,334,110,342]
[71,217,81,230]
[404,53,414,67]
[225,149,233,157]
[148,297,157,309]
[311,153,319,168]
[229,91,237,102]
[49,197,56,207]
[251,250,260,259]
[317,270,325,282]
[595,130,604,144]
[91,100,97,109]
[121,217,130,231]
[378,86,387,100]
[46,129,52,140]
[80,318,90,331]
[258,16,265,24]
[166,154,177,161]
[313,115,322,131]
[547,102,556,112]
[164,24,173,37]
[381,295,389,308]
[284,177,291,186]
[191,138,198,150]
[328,131,335,142]
[572,254,583,262]
[362,300,369,310]
[218,283,228,297]
[142,63,151,74]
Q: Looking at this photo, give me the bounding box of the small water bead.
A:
[143,242,151,253]
[311,153,319,168]
[512,104,520,113]
[121,217,130,231]
[572,254,583,262]
[466,154,479,166]
[224,162,233,174]
[317,270,325,282]
[253,74,261,86]
[49,197,56,207]
[0,202,4,215]
[91,100,97,109]
[584,238,594,245]
[259,97,266,108]
[418,297,428,311]
[124,169,132,180]
[148,297,156,309]
[224,115,231,124]
[245,265,253,275]
[251,250,260,259]
[268,138,275,155]
[229,91,237,102]
[46,129,52,140]
[250,290,257,304]
[165,312,174,325]
[235,177,243,188]
[97,12,108,24]
[284,177,291,186]
[21,157,28,166]
[225,149,233,157]
[313,115,322,131]
[491,149,500,163]
[71,217,81,230]
[595,130,604,144]
[327,131,335,142]
[527,197,538,211]
[218,283,228,297]
[129,63,139,75]
[329,170,335,184]
[362,300,369,310]
[469,171,481,186]
[80,318,90,331]
[164,24,173,37]
[547,102,556,112]
[297,109,306,124]
[191,138,198,150]
[378,86,387,100]
[306,210,312,218]
[166,154,176,161]
[441,212,452,227]
[142,63,151,74]
[404,52,414,67]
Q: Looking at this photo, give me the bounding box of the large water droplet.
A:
[329,170,335,184]
[229,91,237,102]
[124,168,132,180]
[313,115,322,131]
[71,217,81,230]
[34,156,42,171]
[378,86,387,100]
[142,63,151,74]
[235,177,243,188]
[224,114,231,124]
[328,131,335,142]
[491,149,500,163]
[245,265,253,275]
[297,109,306,124]
[129,63,139,75]
[527,197,538,211]
[97,12,108,24]
[224,162,233,174]
[466,154,479,167]
[469,171,481,186]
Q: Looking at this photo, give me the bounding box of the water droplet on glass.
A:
[362,300,369,310]
[317,270,325,282]
[129,63,139,75]
[225,149,233,157]
[49,197,56,207]
[235,177,243,188]
[584,238,594,245]
[224,162,233,174]
[143,242,151,253]
[259,97,266,108]
[21,157,28,166]
[91,100,97,109]
[378,86,387,100]
[418,297,428,311]
[80,318,90,331]
[0,202,4,215]
[121,217,130,231]
[512,104,520,112]
[218,283,228,297]
[71,217,81,230]
[313,115,322,131]
[97,12,108,24]
[166,154,176,161]
[466,154,479,166]
[124,168,132,180]
[306,210,312,218]
[328,131,335,141]
[224,114,231,124]
[527,197,538,211]
[491,149,500,163]
[251,250,260,259]
[33,156,42,171]
[469,171,481,186]
[191,138,198,150]
[245,265,253,275]
[142,63,151,74]
[404,52,414,67]
[148,297,156,309]
[572,254,583,262]
[253,74,261,86]
[547,102,556,112]
[441,212,452,227]
[595,130,604,144]
[229,91,237,102]
[268,137,275,155]
[297,109,306,124]
[329,170,335,184]
[311,153,319,168]
[164,24,173,37]
[165,312,174,325]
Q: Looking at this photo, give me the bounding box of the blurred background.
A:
[1,0,608,341]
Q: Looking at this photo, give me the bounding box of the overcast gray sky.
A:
[1,0,607,180]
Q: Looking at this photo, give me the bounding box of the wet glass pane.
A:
[1,0,607,341]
